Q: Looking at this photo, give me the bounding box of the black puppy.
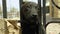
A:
[21,2,39,34]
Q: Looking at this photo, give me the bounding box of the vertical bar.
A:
[43,0,46,28]
[19,0,23,34]
[2,0,7,18]
[38,0,42,34]
[43,0,46,34]
[38,0,44,34]
[19,0,23,24]
[2,0,8,34]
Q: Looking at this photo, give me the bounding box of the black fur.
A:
[21,2,39,34]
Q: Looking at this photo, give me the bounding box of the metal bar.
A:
[19,0,23,34]
[2,0,7,18]
[38,0,46,34]
[38,0,42,34]
[43,0,46,34]
[45,21,60,28]
[43,0,46,28]
[19,0,23,18]
[2,1,8,34]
